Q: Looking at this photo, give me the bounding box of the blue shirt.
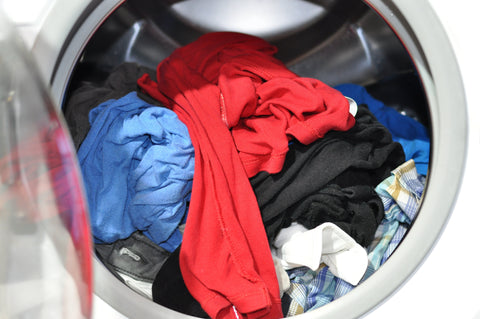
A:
[77,92,195,252]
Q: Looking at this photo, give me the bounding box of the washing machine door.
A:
[363,1,480,318]
[2,0,475,318]
[0,11,93,319]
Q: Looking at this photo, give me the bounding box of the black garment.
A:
[95,231,171,285]
[250,105,405,246]
[281,293,293,317]
[152,246,208,318]
[63,62,159,149]
[293,184,383,247]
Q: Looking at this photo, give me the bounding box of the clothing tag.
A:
[119,247,141,262]
[346,97,358,117]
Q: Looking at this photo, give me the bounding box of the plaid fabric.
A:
[381,224,407,264]
[285,160,425,315]
[286,265,338,315]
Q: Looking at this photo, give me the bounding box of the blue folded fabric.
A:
[77,92,195,252]
[335,83,430,175]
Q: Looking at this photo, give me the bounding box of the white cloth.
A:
[271,255,291,297]
[273,222,368,286]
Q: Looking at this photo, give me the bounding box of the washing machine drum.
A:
[49,0,467,318]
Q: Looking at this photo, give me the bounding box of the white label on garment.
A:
[119,248,141,262]
[346,96,358,117]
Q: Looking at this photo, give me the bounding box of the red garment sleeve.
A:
[138,70,283,318]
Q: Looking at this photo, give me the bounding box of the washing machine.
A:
[1,0,479,318]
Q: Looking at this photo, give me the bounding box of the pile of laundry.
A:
[63,32,430,318]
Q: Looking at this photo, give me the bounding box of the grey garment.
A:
[95,231,171,298]
[63,62,160,149]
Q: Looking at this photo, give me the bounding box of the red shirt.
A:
[138,32,354,318]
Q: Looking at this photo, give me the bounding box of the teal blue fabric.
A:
[78,92,194,252]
